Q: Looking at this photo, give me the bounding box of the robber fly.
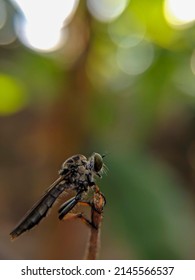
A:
[10,152,106,240]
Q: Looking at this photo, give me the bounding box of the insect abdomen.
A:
[10,180,67,239]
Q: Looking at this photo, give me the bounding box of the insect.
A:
[10,152,106,240]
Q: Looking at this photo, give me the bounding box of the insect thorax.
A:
[59,154,95,191]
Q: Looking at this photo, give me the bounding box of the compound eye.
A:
[94,153,103,172]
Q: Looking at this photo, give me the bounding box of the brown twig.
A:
[84,186,105,260]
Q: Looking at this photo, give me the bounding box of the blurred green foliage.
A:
[105,151,194,259]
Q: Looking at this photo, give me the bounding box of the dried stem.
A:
[84,186,105,260]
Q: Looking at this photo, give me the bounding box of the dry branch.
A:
[84,186,105,260]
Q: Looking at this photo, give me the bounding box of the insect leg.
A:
[58,193,82,220]
[68,213,98,229]
[59,211,98,229]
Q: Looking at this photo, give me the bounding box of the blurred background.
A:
[1,0,195,259]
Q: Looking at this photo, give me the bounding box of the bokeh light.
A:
[172,57,195,97]
[0,74,28,115]
[164,0,195,28]
[108,12,145,48]
[0,1,17,45]
[0,0,6,29]
[11,0,79,52]
[87,0,129,23]
[117,40,154,76]
[15,16,68,52]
